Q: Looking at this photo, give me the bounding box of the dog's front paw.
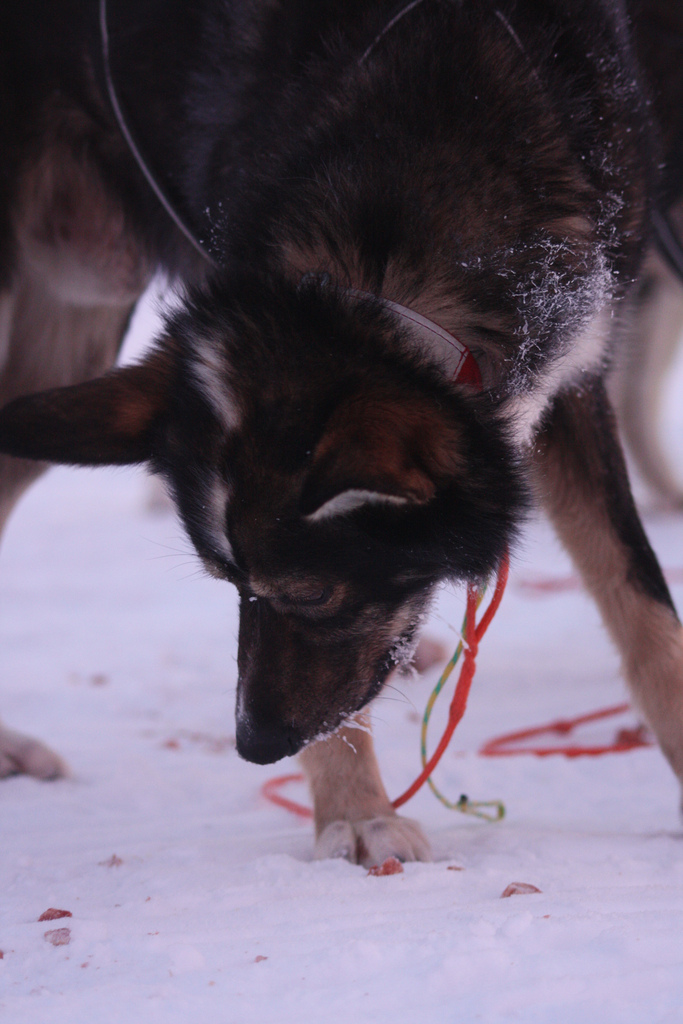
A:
[314,815,431,868]
[0,724,67,779]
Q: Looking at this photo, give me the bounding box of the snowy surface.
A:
[1,295,683,1023]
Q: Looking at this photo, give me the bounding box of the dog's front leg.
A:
[300,713,432,867]
[532,377,683,791]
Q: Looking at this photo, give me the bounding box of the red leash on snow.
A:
[479,703,652,758]
[262,553,510,818]
[261,773,314,819]
[516,567,683,596]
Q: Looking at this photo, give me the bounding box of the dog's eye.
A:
[282,586,330,607]
[296,587,330,606]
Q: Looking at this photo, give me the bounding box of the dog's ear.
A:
[0,348,173,466]
[301,388,464,519]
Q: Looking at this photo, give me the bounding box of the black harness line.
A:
[99,0,218,267]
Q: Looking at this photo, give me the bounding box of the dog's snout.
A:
[235,718,304,764]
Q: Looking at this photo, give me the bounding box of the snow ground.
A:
[1,295,683,1024]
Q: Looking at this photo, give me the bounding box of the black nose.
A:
[236,719,305,764]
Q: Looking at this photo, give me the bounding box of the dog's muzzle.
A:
[235,715,305,764]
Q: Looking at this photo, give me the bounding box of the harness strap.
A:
[99,0,217,267]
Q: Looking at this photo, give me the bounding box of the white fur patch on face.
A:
[307,489,411,522]
[189,335,240,432]
[202,475,235,563]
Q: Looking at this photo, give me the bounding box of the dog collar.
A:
[349,289,482,390]
[383,298,482,389]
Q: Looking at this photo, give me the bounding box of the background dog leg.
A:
[532,378,683,792]
[610,243,683,507]
[0,267,142,779]
[300,712,431,867]
[0,450,71,778]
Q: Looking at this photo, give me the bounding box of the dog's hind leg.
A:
[533,378,683,794]
[300,712,432,868]
[0,270,140,778]
[610,242,683,508]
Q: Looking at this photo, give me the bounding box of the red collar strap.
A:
[382,298,482,390]
[349,289,482,390]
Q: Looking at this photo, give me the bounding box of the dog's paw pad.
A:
[315,815,431,867]
[0,726,67,780]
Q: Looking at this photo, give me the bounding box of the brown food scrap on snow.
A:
[99,854,123,868]
[44,928,71,946]
[254,955,268,963]
[447,865,464,871]
[161,730,234,753]
[501,882,542,897]
[367,857,404,876]
[38,908,72,922]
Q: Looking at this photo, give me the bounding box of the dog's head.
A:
[0,275,525,762]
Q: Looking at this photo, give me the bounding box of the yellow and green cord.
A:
[420,589,505,822]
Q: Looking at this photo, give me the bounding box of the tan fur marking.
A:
[299,713,395,834]
[533,407,683,783]
[310,390,463,505]
[111,349,174,437]
[300,711,432,865]
[546,214,595,241]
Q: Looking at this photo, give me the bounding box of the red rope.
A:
[479,703,652,758]
[261,773,312,818]
[517,567,683,596]
[261,553,510,817]
[392,553,509,808]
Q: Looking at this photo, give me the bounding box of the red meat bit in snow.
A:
[367,857,404,876]
[501,882,542,897]
[38,908,72,922]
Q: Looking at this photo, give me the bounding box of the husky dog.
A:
[1,0,683,867]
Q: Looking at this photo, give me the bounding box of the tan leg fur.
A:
[300,712,431,867]
[533,381,683,790]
